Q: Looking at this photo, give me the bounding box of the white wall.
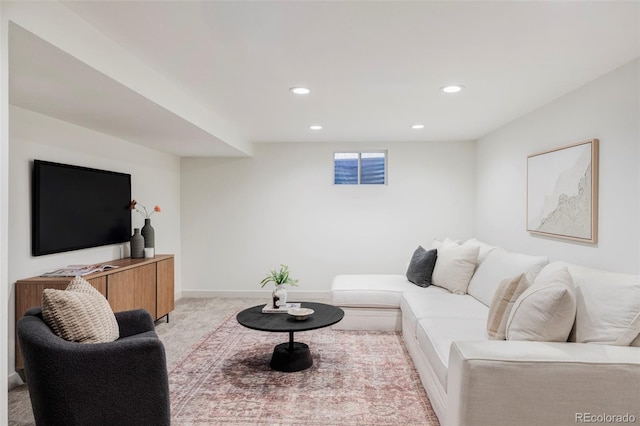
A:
[181,141,476,295]
[0,2,9,420]
[476,59,639,273]
[7,106,182,385]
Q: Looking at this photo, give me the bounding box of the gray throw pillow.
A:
[406,246,438,287]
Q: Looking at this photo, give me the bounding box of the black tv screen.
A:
[32,160,132,256]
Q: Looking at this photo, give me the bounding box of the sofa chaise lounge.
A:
[331,239,640,426]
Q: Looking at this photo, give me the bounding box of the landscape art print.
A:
[527,139,599,243]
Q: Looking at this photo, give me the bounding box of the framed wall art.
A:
[527,139,599,243]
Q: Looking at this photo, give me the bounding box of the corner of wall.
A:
[1,0,11,412]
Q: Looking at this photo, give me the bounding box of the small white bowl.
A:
[288,307,314,320]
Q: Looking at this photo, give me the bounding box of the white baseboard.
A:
[8,371,24,390]
[179,290,331,300]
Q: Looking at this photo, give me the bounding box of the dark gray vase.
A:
[130,228,144,258]
[141,218,155,248]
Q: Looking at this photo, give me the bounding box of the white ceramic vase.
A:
[272,284,288,308]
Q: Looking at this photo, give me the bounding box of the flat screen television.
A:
[32,160,132,256]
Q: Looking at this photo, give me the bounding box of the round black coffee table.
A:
[236,302,344,372]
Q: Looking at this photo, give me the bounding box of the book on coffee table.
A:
[261,302,301,314]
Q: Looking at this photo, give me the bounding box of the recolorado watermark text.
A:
[576,413,636,423]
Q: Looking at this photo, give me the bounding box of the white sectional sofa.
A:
[331,239,640,426]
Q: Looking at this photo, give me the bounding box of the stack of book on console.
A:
[262,302,301,313]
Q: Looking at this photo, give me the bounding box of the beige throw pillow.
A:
[432,240,479,295]
[487,274,529,340]
[506,266,576,342]
[42,276,119,343]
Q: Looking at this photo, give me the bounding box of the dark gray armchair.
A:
[17,307,170,426]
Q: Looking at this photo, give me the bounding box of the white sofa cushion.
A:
[401,293,488,339]
[331,274,446,308]
[467,248,548,307]
[432,241,479,295]
[416,317,488,391]
[539,262,640,346]
[506,266,576,342]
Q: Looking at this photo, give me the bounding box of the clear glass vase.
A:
[272,284,288,309]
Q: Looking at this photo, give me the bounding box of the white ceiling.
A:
[9,1,640,156]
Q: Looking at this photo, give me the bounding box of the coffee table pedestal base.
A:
[270,342,312,372]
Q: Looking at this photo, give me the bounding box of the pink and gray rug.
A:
[169,313,440,425]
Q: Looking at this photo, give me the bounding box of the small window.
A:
[334,151,387,185]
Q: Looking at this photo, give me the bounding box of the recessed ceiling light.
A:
[309,125,322,130]
[441,85,464,94]
[290,87,310,95]
[412,124,425,129]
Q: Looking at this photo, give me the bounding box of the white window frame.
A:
[333,150,388,185]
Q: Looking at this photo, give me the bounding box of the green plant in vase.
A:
[260,264,299,308]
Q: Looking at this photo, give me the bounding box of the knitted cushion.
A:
[42,276,119,343]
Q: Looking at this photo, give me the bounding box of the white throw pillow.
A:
[462,238,499,265]
[467,248,548,307]
[431,238,446,250]
[431,237,462,250]
[432,240,479,295]
[539,262,640,346]
[506,266,576,342]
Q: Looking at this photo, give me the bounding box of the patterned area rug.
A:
[169,313,440,426]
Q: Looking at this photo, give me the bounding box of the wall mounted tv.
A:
[32,160,132,256]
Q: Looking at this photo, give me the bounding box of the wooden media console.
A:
[14,254,175,374]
